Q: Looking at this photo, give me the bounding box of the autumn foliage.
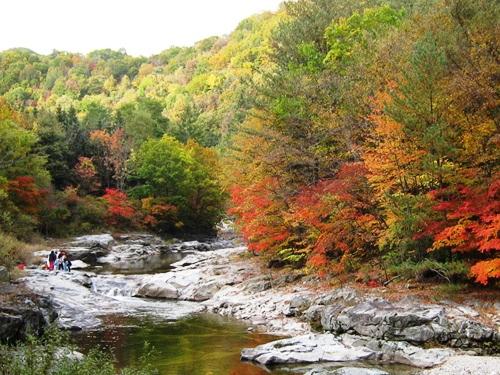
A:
[74,157,100,193]
[230,163,383,272]
[291,163,383,271]
[422,177,500,284]
[7,176,47,215]
[141,197,179,232]
[102,188,136,227]
[229,178,289,254]
[227,0,498,286]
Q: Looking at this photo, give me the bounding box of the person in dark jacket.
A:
[48,251,57,271]
[63,256,72,272]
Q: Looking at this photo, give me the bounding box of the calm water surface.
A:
[71,243,416,375]
[72,313,285,375]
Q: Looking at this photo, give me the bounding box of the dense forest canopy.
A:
[0,0,498,286]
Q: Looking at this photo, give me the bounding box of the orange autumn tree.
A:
[423,176,500,285]
[74,156,100,194]
[363,89,427,197]
[7,176,47,215]
[90,128,130,189]
[141,197,179,233]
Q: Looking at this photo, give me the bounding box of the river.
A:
[25,234,425,375]
[26,234,290,374]
[72,314,283,375]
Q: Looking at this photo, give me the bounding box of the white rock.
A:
[71,234,114,248]
[70,260,89,269]
[241,333,453,368]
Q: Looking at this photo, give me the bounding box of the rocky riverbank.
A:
[0,282,57,343]
[14,233,500,374]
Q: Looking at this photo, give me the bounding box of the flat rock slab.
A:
[318,295,499,350]
[305,367,389,375]
[241,333,454,368]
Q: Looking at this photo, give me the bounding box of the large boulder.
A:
[241,333,453,368]
[64,246,108,263]
[320,298,499,350]
[305,368,389,375]
[135,282,179,299]
[70,234,114,249]
[0,295,56,343]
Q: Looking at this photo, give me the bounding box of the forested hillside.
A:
[0,0,498,286]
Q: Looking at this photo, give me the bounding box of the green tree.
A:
[129,135,224,232]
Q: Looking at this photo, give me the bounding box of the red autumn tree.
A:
[291,162,383,272]
[424,176,500,284]
[102,188,136,227]
[229,178,289,254]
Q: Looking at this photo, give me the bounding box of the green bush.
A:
[388,259,469,283]
[0,326,159,375]
[39,190,107,236]
[74,195,107,231]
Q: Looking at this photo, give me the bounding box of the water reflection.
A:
[93,252,186,275]
[72,313,283,375]
[72,313,418,375]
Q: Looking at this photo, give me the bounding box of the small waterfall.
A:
[90,276,137,297]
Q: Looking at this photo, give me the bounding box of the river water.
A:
[72,314,283,375]
[28,236,285,374]
[27,235,417,375]
[79,251,287,374]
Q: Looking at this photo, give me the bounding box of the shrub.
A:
[0,325,159,375]
[0,231,34,271]
[388,259,469,283]
[141,197,179,233]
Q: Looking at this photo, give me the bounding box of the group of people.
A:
[47,250,72,272]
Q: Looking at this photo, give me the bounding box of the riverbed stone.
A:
[241,334,375,365]
[305,368,389,375]
[70,234,114,249]
[244,276,272,292]
[319,298,499,350]
[285,295,311,317]
[70,260,89,270]
[0,293,56,343]
[64,246,108,263]
[241,333,453,368]
[135,282,179,299]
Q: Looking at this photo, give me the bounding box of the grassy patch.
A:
[0,232,40,271]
